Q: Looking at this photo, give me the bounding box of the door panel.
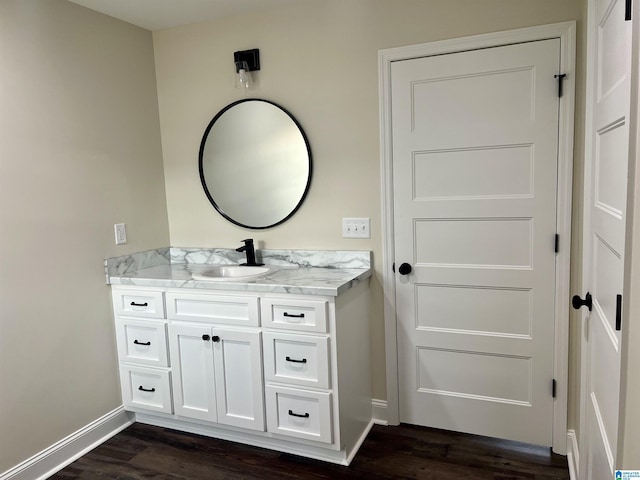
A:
[581,0,631,476]
[415,284,532,336]
[416,348,532,403]
[168,323,217,422]
[415,218,533,267]
[212,327,265,431]
[413,145,533,199]
[393,39,560,446]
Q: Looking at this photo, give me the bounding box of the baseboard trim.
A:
[0,406,134,480]
[372,398,388,425]
[567,429,579,480]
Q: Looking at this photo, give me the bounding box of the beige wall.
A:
[153,0,584,419]
[0,0,169,472]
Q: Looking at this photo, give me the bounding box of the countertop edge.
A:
[108,266,373,297]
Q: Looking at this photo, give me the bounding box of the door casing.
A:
[378,22,576,454]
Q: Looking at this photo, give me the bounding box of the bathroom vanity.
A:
[107,248,372,465]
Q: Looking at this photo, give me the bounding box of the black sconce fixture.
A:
[234,49,260,89]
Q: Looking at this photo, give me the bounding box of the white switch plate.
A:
[114,223,127,245]
[342,218,370,238]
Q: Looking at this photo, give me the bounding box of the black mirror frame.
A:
[198,98,313,230]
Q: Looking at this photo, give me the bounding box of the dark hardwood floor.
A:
[50,423,570,479]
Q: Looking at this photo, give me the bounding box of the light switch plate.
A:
[342,218,370,238]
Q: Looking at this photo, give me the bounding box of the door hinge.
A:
[626,0,632,20]
[554,234,559,253]
[554,74,567,97]
[552,379,557,398]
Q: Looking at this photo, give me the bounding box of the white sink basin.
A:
[191,265,271,282]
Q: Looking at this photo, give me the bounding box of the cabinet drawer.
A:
[115,318,169,367]
[166,292,260,327]
[263,332,330,389]
[261,298,328,333]
[112,289,165,319]
[265,385,332,444]
[120,365,172,414]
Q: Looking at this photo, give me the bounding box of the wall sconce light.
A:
[234,49,260,89]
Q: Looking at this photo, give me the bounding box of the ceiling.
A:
[67,0,302,30]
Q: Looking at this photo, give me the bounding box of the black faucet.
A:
[236,239,264,266]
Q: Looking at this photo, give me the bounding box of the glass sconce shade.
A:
[236,61,251,88]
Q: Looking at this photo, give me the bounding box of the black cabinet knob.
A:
[398,263,412,275]
[572,292,592,311]
[202,334,210,341]
[212,335,220,343]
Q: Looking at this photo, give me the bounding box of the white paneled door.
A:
[392,39,561,446]
[579,0,633,477]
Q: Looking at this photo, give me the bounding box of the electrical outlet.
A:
[114,223,127,245]
[342,218,370,238]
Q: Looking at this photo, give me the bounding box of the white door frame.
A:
[379,22,576,454]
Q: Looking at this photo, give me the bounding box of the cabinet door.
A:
[168,323,217,422]
[212,327,265,431]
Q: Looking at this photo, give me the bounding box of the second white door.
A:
[393,38,561,446]
[579,0,632,477]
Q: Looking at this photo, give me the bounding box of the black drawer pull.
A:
[138,386,156,393]
[283,312,305,318]
[288,409,310,418]
[286,356,307,364]
[133,340,151,346]
[130,302,148,307]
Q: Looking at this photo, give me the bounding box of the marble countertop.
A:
[106,248,373,296]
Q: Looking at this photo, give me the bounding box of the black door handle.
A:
[398,263,412,275]
[133,340,151,346]
[572,292,592,311]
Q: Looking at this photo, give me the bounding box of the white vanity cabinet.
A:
[110,279,371,465]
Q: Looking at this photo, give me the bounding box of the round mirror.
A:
[199,99,312,229]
